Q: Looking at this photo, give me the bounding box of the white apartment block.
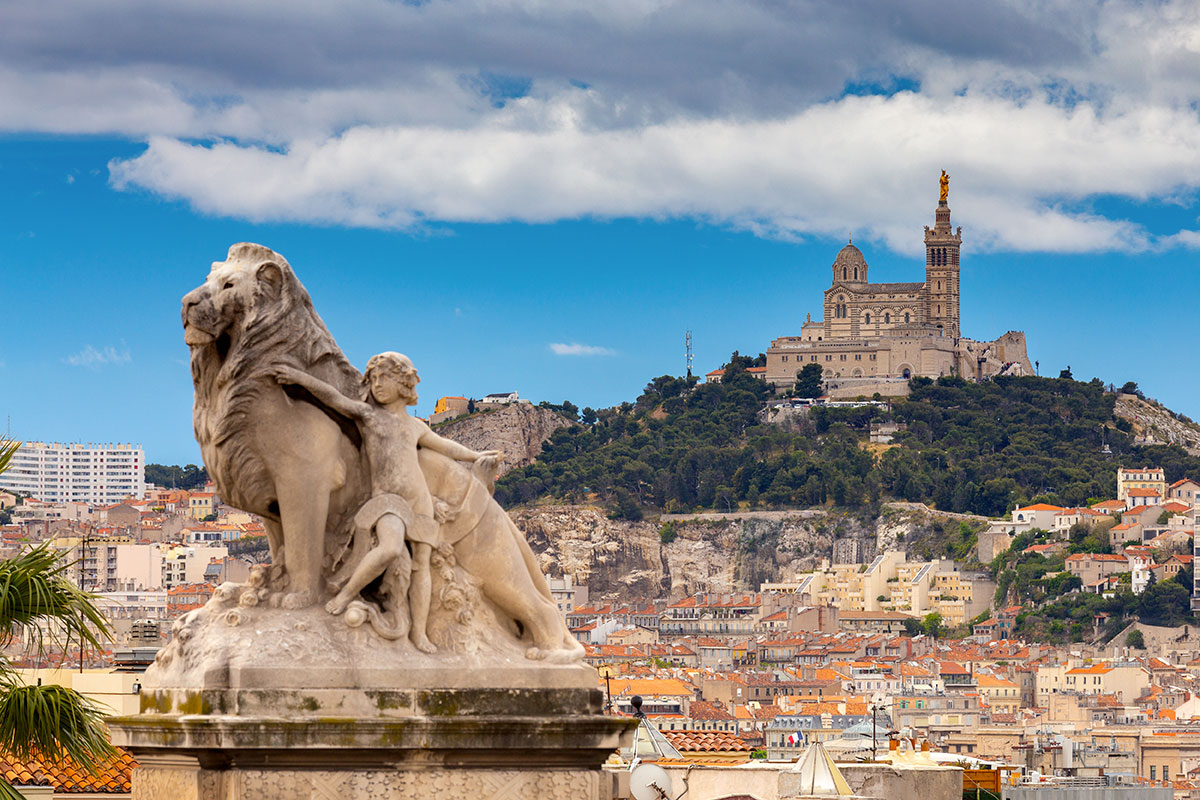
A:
[1,442,145,504]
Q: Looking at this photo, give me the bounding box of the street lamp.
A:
[597,665,615,714]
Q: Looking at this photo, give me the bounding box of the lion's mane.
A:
[190,243,362,518]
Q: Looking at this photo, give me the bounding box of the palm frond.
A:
[0,680,116,766]
[0,437,118,788]
[0,543,110,650]
[0,438,18,478]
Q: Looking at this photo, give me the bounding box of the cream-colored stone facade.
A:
[765,195,1034,388]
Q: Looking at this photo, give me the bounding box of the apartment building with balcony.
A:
[1,442,144,504]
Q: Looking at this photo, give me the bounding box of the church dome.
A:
[833,243,867,269]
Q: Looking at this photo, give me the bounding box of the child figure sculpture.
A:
[273,353,500,653]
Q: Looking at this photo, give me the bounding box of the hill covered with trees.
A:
[495,355,1200,520]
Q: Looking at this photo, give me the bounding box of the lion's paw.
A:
[279,590,315,610]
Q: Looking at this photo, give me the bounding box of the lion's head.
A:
[182,243,362,505]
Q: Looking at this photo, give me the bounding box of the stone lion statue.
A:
[183,243,366,609]
[181,243,582,661]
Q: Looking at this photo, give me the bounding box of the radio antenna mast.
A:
[685,331,693,379]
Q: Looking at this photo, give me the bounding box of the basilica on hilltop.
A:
[764,173,1033,394]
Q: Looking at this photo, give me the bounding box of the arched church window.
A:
[865,313,871,324]
[904,312,910,323]
[937,281,942,291]
[854,267,858,280]
[885,313,891,324]
[843,267,847,280]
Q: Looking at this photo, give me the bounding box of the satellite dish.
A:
[630,761,673,800]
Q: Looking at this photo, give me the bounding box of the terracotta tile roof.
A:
[1127,488,1161,497]
[662,730,752,752]
[1017,503,1064,512]
[0,747,137,793]
[689,700,735,720]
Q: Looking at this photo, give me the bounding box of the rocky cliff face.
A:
[1115,393,1200,455]
[512,503,985,602]
[437,404,575,476]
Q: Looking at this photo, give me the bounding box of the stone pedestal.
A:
[110,680,634,800]
[108,606,634,799]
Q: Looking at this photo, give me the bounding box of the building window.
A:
[825,356,832,362]
[1151,767,1156,780]
[904,312,910,322]
[782,355,788,362]
[865,313,871,324]
[885,313,891,323]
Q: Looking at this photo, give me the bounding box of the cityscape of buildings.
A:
[4,438,1200,795]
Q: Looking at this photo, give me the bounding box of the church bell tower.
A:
[924,170,961,338]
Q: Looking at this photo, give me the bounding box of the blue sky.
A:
[2,1,1200,464]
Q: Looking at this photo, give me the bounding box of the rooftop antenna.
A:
[685,331,693,379]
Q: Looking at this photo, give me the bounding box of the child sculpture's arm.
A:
[271,365,368,420]
[417,425,500,463]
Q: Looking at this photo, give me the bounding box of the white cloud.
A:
[65,343,131,368]
[109,92,1200,254]
[550,342,616,356]
[3,0,1200,255]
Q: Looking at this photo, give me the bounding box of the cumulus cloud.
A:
[64,343,131,368]
[109,92,1200,253]
[550,343,616,356]
[5,0,1200,254]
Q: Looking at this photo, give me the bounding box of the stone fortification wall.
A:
[823,378,911,399]
[956,330,1033,379]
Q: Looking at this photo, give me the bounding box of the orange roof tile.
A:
[662,730,752,752]
[0,747,137,793]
